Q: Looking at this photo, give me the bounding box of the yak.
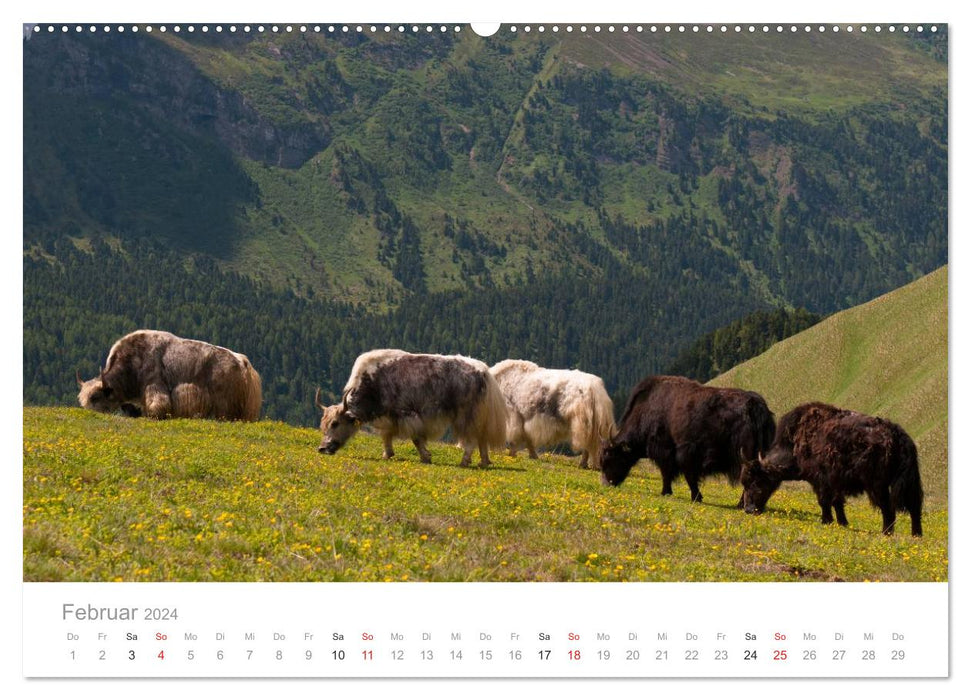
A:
[316,349,507,467]
[740,402,924,536]
[490,359,615,469]
[77,330,262,421]
[600,375,775,504]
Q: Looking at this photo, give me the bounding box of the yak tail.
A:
[890,426,923,535]
[476,371,508,449]
[585,384,616,469]
[753,401,777,452]
[242,363,263,422]
[729,399,777,484]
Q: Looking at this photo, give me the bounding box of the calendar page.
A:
[20,1,952,688]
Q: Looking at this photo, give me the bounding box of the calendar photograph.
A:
[23,23,947,586]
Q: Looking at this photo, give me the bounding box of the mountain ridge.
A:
[24,28,947,312]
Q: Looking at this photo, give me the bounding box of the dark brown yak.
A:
[740,402,923,536]
[77,330,262,421]
[600,375,775,504]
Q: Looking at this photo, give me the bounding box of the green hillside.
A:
[23,27,948,424]
[24,28,947,309]
[23,408,946,582]
[711,265,947,504]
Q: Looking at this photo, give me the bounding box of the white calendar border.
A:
[5,0,963,696]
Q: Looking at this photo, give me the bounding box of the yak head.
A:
[599,438,640,487]
[76,369,122,414]
[740,448,798,514]
[316,388,361,455]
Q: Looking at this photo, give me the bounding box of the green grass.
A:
[711,265,947,505]
[24,407,945,582]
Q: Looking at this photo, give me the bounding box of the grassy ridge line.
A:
[563,30,944,116]
[23,408,945,582]
[711,266,947,503]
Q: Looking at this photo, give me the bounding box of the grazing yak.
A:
[490,359,615,469]
[740,402,923,536]
[77,330,262,421]
[600,375,775,504]
[316,349,507,467]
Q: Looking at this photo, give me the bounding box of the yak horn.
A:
[758,451,764,463]
[76,369,84,388]
[314,387,325,410]
[340,389,351,409]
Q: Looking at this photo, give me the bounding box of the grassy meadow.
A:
[24,407,945,583]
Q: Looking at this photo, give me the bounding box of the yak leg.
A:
[512,436,538,459]
[660,467,674,496]
[382,434,395,460]
[459,443,475,468]
[478,440,491,468]
[684,473,703,503]
[909,503,923,537]
[881,508,896,535]
[676,446,702,502]
[509,442,536,458]
[412,438,432,464]
[143,384,172,419]
[581,435,602,470]
[817,491,834,524]
[910,511,923,537]
[878,489,896,535]
[834,499,849,527]
[171,383,207,418]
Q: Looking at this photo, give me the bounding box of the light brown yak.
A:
[77,330,261,421]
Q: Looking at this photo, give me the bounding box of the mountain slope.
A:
[710,266,947,503]
[24,28,947,312]
[23,28,948,425]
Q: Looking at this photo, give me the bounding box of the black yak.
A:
[740,402,924,536]
[600,375,775,503]
[316,349,507,467]
[77,330,262,421]
[489,359,616,469]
